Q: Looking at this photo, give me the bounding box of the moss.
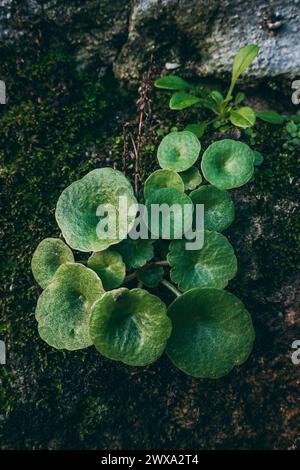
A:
[0,10,299,450]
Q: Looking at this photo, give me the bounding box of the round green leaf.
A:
[87,249,125,290]
[190,185,235,232]
[144,169,184,199]
[115,238,154,269]
[166,287,255,378]
[36,263,104,350]
[55,168,138,252]
[201,139,254,189]
[229,107,256,128]
[154,75,190,90]
[157,131,201,172]
[167,230,237,291]
[145,188,193,239]
[90,288,172,366]
[137,264,164,288]
[31,238,74,289]
[179,166,202,191]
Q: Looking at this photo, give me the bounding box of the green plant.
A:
[154,44,284,135]
[31,133,256,378]
[283,112,300,150]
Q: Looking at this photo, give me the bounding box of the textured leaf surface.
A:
[201,139,254,189]
[36,263,104,350]
[179,166,202,191]
[55,168,137,252]
[145,188,193,239]
[144,169,184,199]
[167,230,237,291]
[137,264,164,288]
[115,239,154,269]
[87,249,125,290]
[191,185,235,232]
[90,288,172,366]
[31,238,74,289]
[166,288,255,378]
[157,131,201,172]
[229,107,256,128]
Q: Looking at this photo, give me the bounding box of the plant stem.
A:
[124,260,169,284]
[161,279,181,297]
[124,272,137,283]
[154,260,169,266]
[225,79,235,103]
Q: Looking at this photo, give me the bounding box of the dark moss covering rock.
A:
[0,0,300,451]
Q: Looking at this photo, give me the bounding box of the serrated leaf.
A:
[154,75,190,90]
[90,288,172,366]
[166,288,255,378]
[229,107,256,128]
[169,92,201,110]
[256,111,284,125]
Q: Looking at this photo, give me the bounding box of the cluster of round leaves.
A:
[31,133,257,379]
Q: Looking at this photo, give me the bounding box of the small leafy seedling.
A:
[154,44,284,135]
[32,122,257,377]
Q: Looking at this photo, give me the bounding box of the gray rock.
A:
[114,0,300,88]
[0,0,130,72]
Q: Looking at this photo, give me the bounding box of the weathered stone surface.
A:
[114,0,300,87]
[2,1,299,86]
[0,0,130,71]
